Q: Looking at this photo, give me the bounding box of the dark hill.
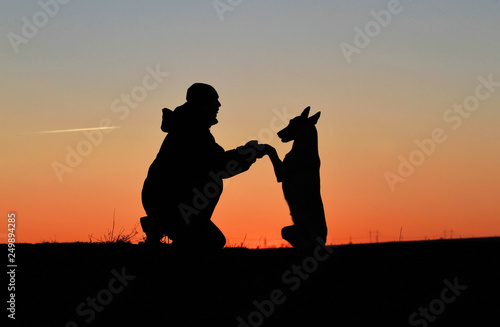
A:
[6,237,500,326]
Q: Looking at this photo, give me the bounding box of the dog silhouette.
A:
[265,107,327,248]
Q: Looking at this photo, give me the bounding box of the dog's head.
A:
[277,107,321,143]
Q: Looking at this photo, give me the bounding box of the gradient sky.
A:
[1,0,499,246]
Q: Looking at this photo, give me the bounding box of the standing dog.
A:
[265,107,327,248]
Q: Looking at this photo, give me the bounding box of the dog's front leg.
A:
[264,145,284,183]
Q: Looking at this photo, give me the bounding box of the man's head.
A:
[186,83,221,126]
[186,83,218,103]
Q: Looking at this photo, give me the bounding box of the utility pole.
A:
[369,230,372,243]
[376,230,379,243]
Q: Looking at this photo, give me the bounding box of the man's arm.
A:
[217,141,263,178]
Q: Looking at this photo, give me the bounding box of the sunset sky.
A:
[1,1,499,247]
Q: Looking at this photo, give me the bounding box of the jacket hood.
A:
[160,102,214,133]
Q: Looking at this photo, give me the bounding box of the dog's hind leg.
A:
[282,224,324,249]
[282,225,302,248]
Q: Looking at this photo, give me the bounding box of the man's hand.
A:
[244,140,268,159]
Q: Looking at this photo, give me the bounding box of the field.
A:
[5,237,499,326]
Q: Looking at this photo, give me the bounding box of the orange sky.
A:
[2,1,499,247]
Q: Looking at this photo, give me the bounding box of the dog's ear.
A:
[300,106,310,118]
[309,111,321,125]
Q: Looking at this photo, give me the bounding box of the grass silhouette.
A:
[88,209,140,244]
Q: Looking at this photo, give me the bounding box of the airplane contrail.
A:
[25,126,120,135]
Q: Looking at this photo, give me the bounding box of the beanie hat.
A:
[186,83,218,104]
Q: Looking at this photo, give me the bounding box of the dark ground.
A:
[5,237,500,327]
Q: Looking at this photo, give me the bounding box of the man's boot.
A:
[140,216,163,244]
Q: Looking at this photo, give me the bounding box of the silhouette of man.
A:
[141,83,264,250]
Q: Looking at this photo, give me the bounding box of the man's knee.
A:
[179,220,226,250]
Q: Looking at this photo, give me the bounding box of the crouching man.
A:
[141,83,266,250]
